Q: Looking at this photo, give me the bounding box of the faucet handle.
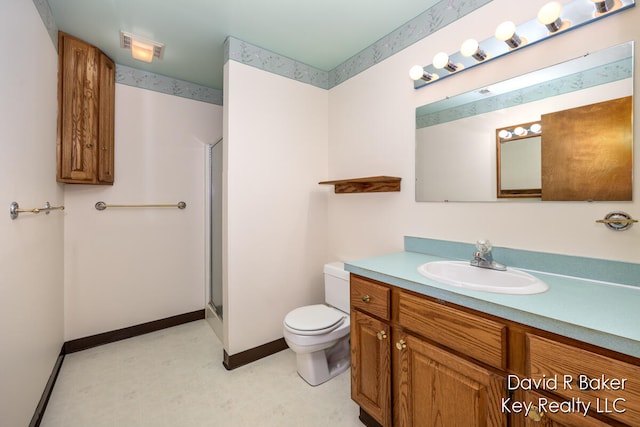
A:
[476,239,493,254]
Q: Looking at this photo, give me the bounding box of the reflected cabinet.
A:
[57,32,115,185]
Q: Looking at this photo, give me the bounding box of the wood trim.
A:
[29,348,65,427]
[223,338,289,370]
[63,309,205,354]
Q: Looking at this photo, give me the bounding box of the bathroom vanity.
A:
[346,238,640,427]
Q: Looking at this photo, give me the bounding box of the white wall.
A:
[328,0,640,264]
[0,1,63,425]
[63,85,223,340]
[224,61,329,354]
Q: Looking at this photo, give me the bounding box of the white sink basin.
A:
[417,261,548,294]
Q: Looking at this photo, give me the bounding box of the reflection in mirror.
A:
[415,42,634,202]
[497,121,542,198]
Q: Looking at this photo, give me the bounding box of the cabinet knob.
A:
[395,339,407,351]
[376,330,387,340]
[361,295,371,303]
[527,405,543,422]
[86,143,94,149]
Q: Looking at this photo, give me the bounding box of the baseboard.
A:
[358,408,384,427]
[30,310,206,426]
[63,309,205,354]
[223,337,289,370]
[29,348,65,427]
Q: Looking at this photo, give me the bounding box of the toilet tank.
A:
[324,262,350,314]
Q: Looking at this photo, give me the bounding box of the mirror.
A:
[415,42,634,202]
[497,121,542,198]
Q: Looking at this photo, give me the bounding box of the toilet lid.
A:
[284,304,346,334]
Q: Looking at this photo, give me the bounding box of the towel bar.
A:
[10,202,64,220]
[95,201,187,210]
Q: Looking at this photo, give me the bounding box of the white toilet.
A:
[283,262,351,386]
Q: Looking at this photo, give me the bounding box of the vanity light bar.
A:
[411,0,635,89]
[498,123,542,141]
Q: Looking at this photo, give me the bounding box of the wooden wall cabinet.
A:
[57,32,115,185]
[350,274,640,427]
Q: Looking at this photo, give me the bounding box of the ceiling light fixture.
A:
[120,31,164,63]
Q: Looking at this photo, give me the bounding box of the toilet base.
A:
[296,335,350,386]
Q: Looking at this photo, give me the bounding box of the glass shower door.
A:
[209,141,223,318]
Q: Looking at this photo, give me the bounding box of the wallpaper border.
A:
[35,0,492,98]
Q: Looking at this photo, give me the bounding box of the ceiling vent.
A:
[120,31,164,63]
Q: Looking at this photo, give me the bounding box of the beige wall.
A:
[63,85,223,340]
[0,1,63,425]
[224,60,329,354]
[327,1,640,264]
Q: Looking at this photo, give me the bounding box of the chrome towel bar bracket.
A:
[596,211,637,231]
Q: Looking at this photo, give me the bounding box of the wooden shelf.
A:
[319,176,401,194]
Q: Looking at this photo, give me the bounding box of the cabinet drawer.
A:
[397,291,506,370]
[350,275,390,320]
[527,334,640,426]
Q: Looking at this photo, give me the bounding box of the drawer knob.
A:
[361,295,371,303]
[376,330,387,340]
[396,339,407,351]
[527,405,543,422]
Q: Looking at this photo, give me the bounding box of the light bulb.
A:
[409,65,432,81]
[460,39,487,62]
[530,123,542,133]
[498,130,512,139]
[432,52,458,72]
[433,52,449,69]
[538,2,563,33]
[131,40,154,63]
[514,126,527,136]
[495,21,522,49]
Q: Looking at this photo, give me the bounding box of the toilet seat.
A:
[284,304,346,336]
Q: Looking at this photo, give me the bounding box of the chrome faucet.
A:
[470,239,506,271]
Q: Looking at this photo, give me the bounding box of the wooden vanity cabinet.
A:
[57,32,115,184]
[350,276,392,426]
[350,274,640,427]
[350,274,507,426]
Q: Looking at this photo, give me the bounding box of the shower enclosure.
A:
[208,140,223,319]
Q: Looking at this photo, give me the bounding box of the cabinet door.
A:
[394,332,507,427]
[58,34,99,182]
[97,53,115,183]
[351,310,391,426]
